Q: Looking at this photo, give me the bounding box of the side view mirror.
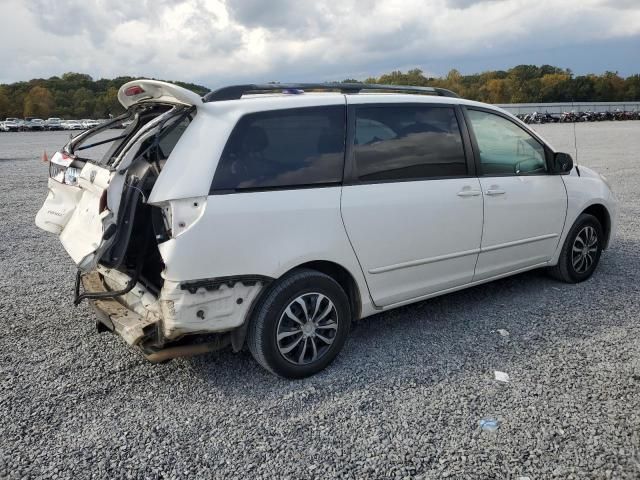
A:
[552,152,574,174]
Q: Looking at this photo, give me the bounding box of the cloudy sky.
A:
[1,0,638,87]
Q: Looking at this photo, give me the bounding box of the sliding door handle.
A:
[457,190,481,197]
[486,189,506,196]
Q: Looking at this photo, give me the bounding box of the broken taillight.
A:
[49,152,80,186]
[124,85,145,96]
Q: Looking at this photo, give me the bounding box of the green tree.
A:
[94,87,122,118]
[61,72,93,89]
[506,65,542,102]
[592,71,625,101]
[23,86,55,118]
[539,73,571,102]
[0,87,10,119]
[443,69,464,95]
[481,78,510,103]
[72,87,95,118]
[572,76,596,101]
[625,75,640,100]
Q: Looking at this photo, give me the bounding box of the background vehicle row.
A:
[0,117,111,131]
[517,110,640,124]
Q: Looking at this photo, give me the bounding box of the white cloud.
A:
[0,0,639,86]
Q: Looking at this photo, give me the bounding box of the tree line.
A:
[0,72,208,120]
[361,65,640,104]
[1,66,638,120]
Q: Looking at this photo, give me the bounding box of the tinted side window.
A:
[353,106,467,181]
[467,109,547,175]
[211,106,345,192]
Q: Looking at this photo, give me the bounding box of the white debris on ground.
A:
[479,418,500,432]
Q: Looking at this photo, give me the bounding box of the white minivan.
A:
[36,80,617,378]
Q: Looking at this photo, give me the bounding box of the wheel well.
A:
[582,204,611,249]
[295,261,362,321]
[232,261,362,352]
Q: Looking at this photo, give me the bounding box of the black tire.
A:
[548,213,604,283]
[247,269,351,379]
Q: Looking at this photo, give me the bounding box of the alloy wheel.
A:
[571,225,598,274]
[276,293,339,365]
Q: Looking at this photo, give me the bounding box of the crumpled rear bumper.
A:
[82,272,158,345]
[81,268,268,348]
[85,271,232,362]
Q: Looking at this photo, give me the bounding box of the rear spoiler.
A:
[118,80,203,109]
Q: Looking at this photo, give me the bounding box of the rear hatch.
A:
[35,80,201,274]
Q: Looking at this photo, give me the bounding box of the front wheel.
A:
[247,269,351,379]
[548,213,604,283]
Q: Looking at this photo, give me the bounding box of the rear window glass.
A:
[71,105,190,165]
[71,129,127,162]
[156,116,191,159]
[354,106,467,181]
[211,106,346,192]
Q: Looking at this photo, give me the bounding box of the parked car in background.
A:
[35,80,618,378]
[46,118,64,130]
[62,120,84,130]
[5,117,22,127]
[81,119,100,129]
[26,118,46,130]
[1,119,21,132]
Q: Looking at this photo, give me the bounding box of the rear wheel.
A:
[548,213,604,283]
[247,269,351,378]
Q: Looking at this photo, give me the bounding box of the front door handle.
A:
[486,189,506,196]
[457,189,481,197]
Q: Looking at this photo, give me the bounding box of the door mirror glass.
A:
[553,152,574,173]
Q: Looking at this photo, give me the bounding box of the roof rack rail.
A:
[202,83,460,102]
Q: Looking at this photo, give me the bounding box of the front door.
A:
[341,102,483,307]
[464,108,567,280]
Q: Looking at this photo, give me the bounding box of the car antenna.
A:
[572,98,581,176]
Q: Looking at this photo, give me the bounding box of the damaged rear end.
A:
[35,80,264,361]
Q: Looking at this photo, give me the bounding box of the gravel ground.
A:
[1,122,639,479]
